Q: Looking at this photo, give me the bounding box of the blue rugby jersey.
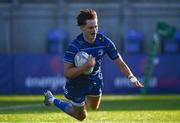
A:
[64,33,120,87]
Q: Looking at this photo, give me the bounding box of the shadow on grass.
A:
[0,98,180,114]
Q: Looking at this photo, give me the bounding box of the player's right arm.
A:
[64,42,95,79]
[64,55,95,79]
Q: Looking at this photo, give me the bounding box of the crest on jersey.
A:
[98,49,104,56]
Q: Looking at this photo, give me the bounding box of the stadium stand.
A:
[0,0,180,54]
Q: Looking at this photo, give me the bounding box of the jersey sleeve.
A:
[105,38,120,60]
[64,43,79,64]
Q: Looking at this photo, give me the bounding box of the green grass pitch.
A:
[0,95,180,122]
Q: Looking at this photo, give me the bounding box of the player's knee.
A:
[73,108,87,121]
[76,112,86,121]
[77,115,86,121]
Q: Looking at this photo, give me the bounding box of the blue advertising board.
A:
[0,54,180,94]
[13,55,66,94]
[103,54,180,94]
[0,55,13,94]
[0,55,66,94]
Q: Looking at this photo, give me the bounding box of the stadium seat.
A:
[163,41,178,53]
[174,31,180,52]
[162,31,180,54]
[124,29,144,54]
[47,29,68,54]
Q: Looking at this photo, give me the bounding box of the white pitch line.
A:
[0,103,43,111]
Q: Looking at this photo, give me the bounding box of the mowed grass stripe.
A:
[0,103,43,111]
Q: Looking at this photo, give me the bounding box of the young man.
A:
[44,9,144,121]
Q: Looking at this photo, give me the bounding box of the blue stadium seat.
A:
[174,31,180,42]
[174,31,180,52]
[162,31,180,54]
[47,29,68,54]
[126,43,140,53]
[163,41,178,53]
[124,29,144,54]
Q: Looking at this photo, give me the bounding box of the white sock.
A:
[49,97,56,104]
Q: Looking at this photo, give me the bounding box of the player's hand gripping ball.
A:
[74,51,94,75]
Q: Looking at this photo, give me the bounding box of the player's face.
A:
[80,19,98,43]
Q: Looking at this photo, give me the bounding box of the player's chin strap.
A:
[128,75,138,83]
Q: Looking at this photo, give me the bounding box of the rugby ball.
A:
[74,51,94,75]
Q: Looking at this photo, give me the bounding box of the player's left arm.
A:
[114,56,144,88]
[104,36,143,88]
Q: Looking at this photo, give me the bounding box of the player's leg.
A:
[54,99,87,121]
[69,101,87,121]
[44,90,87,121]
[86,82,103,110]
[86,95,101,110]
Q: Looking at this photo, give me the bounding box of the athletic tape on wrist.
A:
[130,77,138,83]
[128,75,134,79]
[128,75,138,83]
